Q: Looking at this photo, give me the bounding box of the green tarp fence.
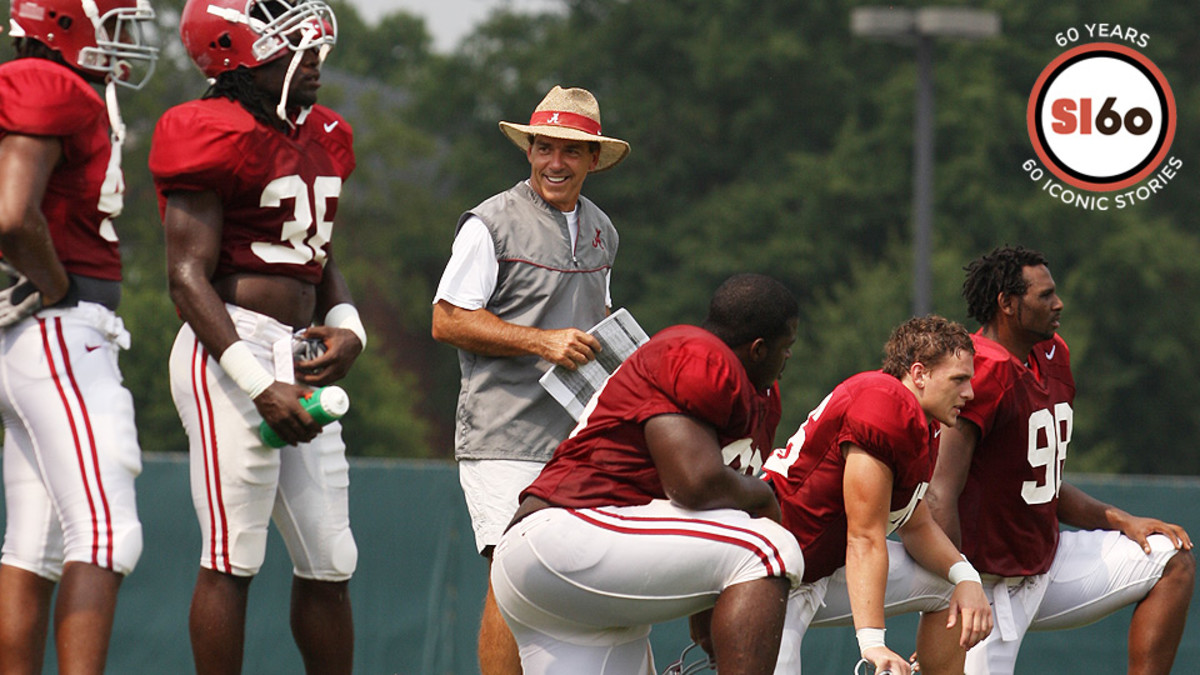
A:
[6,456,1198,674]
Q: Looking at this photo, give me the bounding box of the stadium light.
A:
[851,6,1000,316]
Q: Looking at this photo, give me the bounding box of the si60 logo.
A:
[1051,97,1152,136]
[1028,42,1175,192]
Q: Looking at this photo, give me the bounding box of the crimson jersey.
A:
[0,59,124,280]
[957,332,1075,576]
[763,371,936,582]
[149,98,355,284]
[522,325,782,508]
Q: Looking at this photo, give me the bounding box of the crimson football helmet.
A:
[8,0,158,89]
[179,0,336,78]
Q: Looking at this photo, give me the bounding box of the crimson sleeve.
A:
[149,103,252,200]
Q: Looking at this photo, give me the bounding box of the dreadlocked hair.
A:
[962,245,1049,326]
[13,37,67,64]
[205,67,290,131]
[881,315,974,378]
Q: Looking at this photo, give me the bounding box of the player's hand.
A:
[539,328,601,370]
[687,609,714,657]
[860,645,911,675]
[295,324,362,386]
[0,262,43,327]
[254,381,321,446]
[750,492,783,523]
[1115,513,1193,554]
[946,580,993,649]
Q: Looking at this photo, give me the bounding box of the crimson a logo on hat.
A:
[1027,41,1176,192]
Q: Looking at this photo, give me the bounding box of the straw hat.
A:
[499,86,630,172]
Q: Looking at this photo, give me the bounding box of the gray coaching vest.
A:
[454,181,618,462]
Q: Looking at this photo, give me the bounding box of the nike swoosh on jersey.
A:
[1045,344,1056,360]
[324,120,339,133]
[85,344,102,353]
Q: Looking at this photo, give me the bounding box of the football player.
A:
[491,273,804,675]
[763,316,992,675]
[926,245,1194,674]
[149,0,364,672]
[0,0,157,671]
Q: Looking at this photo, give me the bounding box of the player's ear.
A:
[747,337,768,363]
[997,291,1018,317]
[909,361,927,388]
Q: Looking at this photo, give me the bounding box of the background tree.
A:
[401,0,1200,473]
[8,0,1197,472]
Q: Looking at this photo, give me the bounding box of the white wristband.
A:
[218,341,274,399]
[949,560,982,585]
[855,627,886,656]
[325,303,366,349]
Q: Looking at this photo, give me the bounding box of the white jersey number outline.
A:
[251,175,342,267]
[1021,402,1073,505]
[765,391,929,533]
[764,391,833,475]
[722,437,762,476]
[97,135,125,242]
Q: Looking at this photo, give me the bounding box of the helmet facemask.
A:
[248,0,336,65]
[78,0,159,89]
[246,0,337,122]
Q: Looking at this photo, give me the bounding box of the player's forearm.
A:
[923,486,963,547]
[0,222,69,303]
[1056,482,1125,530]
[845,532,889,630]
[648,415,780,518]
[669,470,779,519]
[314,257,355,318]
[926,419,977,547]
[168,271,243,360]
[900,506,967,578]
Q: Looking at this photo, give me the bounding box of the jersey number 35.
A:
[251,174,342,267]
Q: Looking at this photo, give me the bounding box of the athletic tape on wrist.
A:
[948,560,982,585]
[325,303,367,349]
[855,627,887,656]
[219,341,274,399]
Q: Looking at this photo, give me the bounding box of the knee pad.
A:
[63,520,143,575]
[295,528,357,582]
[0,509,65,582]
[0,552,64,582]
[220,528,269,577]
[109,522,143,575]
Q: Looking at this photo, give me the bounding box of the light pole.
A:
[850,7,1000,316]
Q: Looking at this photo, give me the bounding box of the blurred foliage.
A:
[36,0,1200,472]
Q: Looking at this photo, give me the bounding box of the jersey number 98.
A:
[1021,402,1073,505]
